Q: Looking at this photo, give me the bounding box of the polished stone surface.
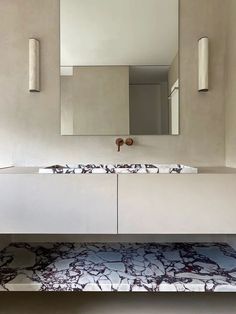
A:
[38,164,198,174]
[0,243,235,291]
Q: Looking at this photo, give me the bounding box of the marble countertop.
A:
[38,164,198,174]
[1,166,236,174]
[0,242,236,292]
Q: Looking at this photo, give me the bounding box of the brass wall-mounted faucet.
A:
[115,138,134,152]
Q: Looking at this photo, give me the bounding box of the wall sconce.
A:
[198,37,209,92]
[29,38,40,92]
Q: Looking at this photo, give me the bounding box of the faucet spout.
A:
[115,138,124,152]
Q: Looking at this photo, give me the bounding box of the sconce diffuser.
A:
[198,37,209,92]
[29,38,40,92]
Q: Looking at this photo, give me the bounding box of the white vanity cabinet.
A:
[118,173,236,234]
[1,167,236,234]
[0,174,117,234]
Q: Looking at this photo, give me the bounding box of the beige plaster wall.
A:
[0,0,227,167]
[225,0,236,167]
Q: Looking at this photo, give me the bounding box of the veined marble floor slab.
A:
[0,243,235,292]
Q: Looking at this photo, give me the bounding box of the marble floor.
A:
[0,243,236,292]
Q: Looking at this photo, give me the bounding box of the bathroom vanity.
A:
[0,166,236,234]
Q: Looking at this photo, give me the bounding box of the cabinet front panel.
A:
[0,175,117,234]
[118,174,236,234]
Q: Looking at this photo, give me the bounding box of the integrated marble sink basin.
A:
[39,164,198,174]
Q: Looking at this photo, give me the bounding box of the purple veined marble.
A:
[38,164,198,174]
[0,243,235,292]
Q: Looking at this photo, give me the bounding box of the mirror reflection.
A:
[60,0,179,135]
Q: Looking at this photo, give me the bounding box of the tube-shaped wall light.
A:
[29,38,40,92]
[198,37,209,92]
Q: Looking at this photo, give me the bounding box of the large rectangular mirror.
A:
[60,0,179,135]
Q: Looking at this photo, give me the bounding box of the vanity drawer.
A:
[0,174,117,234]
[118,174,236,234]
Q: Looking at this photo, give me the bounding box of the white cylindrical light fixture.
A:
[29,38,40,92]
[198,37,209,92]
